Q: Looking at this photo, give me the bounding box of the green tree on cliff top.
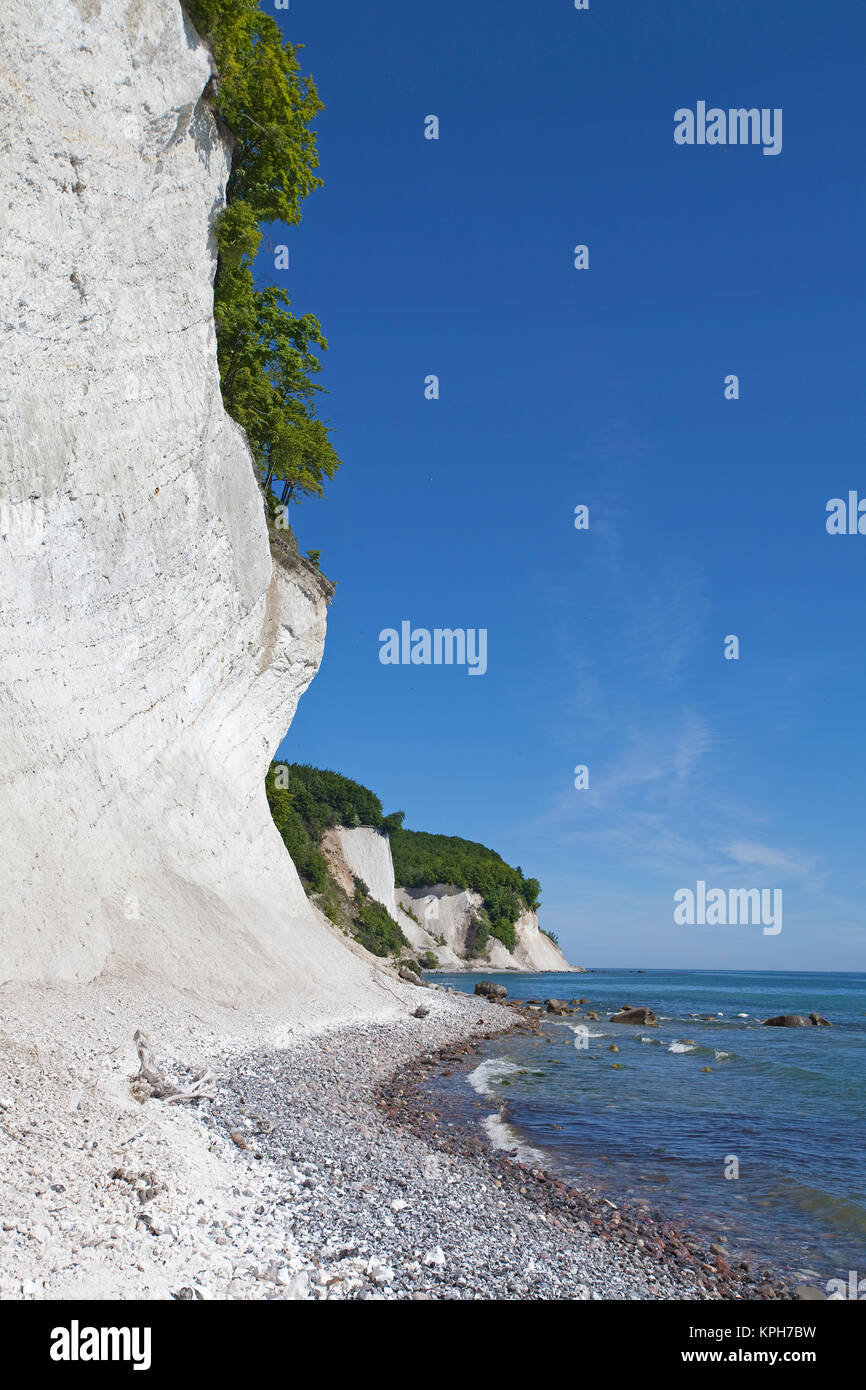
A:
[184,0,341,505]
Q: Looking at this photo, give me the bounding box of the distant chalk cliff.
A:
[327,828,580,973]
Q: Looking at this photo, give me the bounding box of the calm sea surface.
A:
[435,968,866,1284]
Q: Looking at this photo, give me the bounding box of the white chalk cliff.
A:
[0,0,410,1018]
[329,828,579,973]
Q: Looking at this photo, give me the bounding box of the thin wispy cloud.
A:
[719,839,826,884]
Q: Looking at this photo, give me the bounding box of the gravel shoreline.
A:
[0,981,796,1300]
[196,992,794,1301]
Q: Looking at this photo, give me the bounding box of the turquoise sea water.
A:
[435,968,866,1284]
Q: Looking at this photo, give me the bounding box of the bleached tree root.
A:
[131,1030,215,1104]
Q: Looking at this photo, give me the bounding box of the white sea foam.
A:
[482,1112,545,1166]
[467,1060,546,1164]
[467,1058,520,1099]
[715,1050,731,1060]
[668,1042,695,1054]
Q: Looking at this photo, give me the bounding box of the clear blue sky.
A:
[266,0,866,970]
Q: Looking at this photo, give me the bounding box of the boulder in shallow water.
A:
[610,1006,657,1025]
[475,980,507,1000]
[763,1014,811,1027]
[545,998,570,1014]
[809,1012,832,1027]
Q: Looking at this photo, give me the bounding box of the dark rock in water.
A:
[763,1014,811,1027]
[475,980,507,1000]
[527,998,541,1005]
[795,1284,828,1300]
[578,997,590,1004]
[809,1012,832,1027]
[545,998,570,1014]
[610,1006,657,1025]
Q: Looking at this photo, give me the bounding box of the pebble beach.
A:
[0,980,796,1301]
[197,992,794,1301]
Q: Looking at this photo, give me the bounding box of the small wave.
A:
[482,1111,545,1165]
[715,1050,732,1060]
[668,1042,696,1053]
[468,1058,520,1099]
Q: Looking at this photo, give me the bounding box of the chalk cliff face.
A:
[332,829,579,973]
[0,1,397,1017]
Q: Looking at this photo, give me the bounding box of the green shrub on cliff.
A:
[182,0,341,509]
[183,1,322,221]
[264,764,330,893]
[351,878,408,958]
[269,763,393,837]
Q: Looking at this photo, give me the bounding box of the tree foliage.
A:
[269,763,387,837]
[264,763,330,894]
[184,0,323,225]
[379,810,406,836]
[183,0,341,507]
[265,760,404,867]
[214,273,339,503]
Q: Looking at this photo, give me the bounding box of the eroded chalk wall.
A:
[0,0,399,1018]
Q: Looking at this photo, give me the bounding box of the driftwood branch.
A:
[131,1030,215,1105]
